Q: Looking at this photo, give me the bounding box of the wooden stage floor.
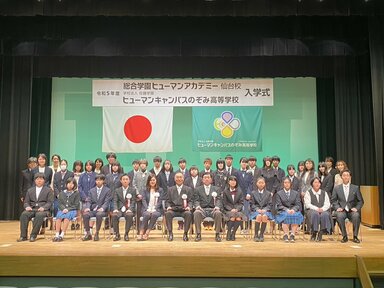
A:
[0,220,384,279]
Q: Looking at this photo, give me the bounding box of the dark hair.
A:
[106,152,117,160]
[336,160,349,173]
[132,159,140,165]
[51,154,61,162]
[178,158,186,164]
[27,157,37,165]
[272,155,280,162]
[287,164,295,171]
[161,159,174,173]
[34,172,46,180]
[239,157,248,163]
[37,153,48,166]
[341,169,352,177]
[263,156,272,168]
[95,174,106,181]
[60,159,68,166]
[317,162,328,176]
[225,154,233,160]
[216,158,225,170]
[189,165,199,174]
[73,160,84,172]
[85,160,96,171]
[112,161,121,167]
[304,159,315,172]
[153,156,162,162]
[254,176,266,189]
[297,161,305,171]
[146,173,159,190]
[324,156,334,165]
[203,158,212,165]
[139,159,148,165]
[282,176,292,185]
[201,171,212,179]
[248,156,257,161]
[95,158,104,167]
[310,177,322,187]
[66,177,78,191]
[120,173,131,181]
[227,175,238,188]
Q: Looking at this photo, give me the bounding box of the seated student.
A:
[111,173,136,241]
[53,159,74,217]
[193,172,223,242]
[164,172,193,241]
[82,174,112,241]
[331,170,364,243]
[53,177,80,242]
[304,177,332,242]
[275,177,303,243]
[248,177,273,242]
[18,173,54,242]
[222,176,244,241]
[138,174,163,241]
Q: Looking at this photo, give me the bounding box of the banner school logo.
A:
[214,111,241,138]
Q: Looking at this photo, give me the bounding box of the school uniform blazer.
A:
[113,186,136,212]
[288,176,301,193]
[19,168,33,198]
[57,190,80,211]
[271,167,285,193]
[235,170,253,196]
[141,188,164,213]
[225,166,238,176]
[184,176,203,190]
[331,184,364,211]
[84,186,112,212]
[78,171,96,201]
[212,170,229,193]
[53,170,75,197]
[222,187,244,212]
[198,170,213,178]
[250,190,272,212]
[105,173,122,194]
[31,166,53,187]
[24,186,54,211]
[320,174,334,195]
[194,185,222,209]
[158,171,176,194]
[165,185,193,211]
[176,169,190,179]
[133,170,150,194]
[275,189,301,212]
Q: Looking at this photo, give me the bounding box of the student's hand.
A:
[260,209,266,214]
[63,209,68,214]
[231,209,237,213]
[20,197,24,203]
[246,194,251,200]
[113,209,118,213]
[25,207,32,211]
[185,207,190,211]
[136,194,143,200]
[127,210,132,213]
[351,208,358,212]
[288,209,294,215]
[84,208,90,213]
[38,207,44,212]
[97,208,104,212]
[167,207,172,211]
[317,208,323,213]
[337,208,343,212]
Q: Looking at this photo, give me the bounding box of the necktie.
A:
[177,187,181,195]
[97,188,101,199]
[344,185,349,211]
[205,186,209,196]
[286,192,290,199]
[123,188,127,199]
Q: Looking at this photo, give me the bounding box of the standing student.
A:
[32,153,53,187]
[325,156,338,177]
[199,158,213,178]
[300,159,318,196]
[78,160,97,205]
[158,159,176,196]
[19,157,37,203]
[72,160,84,184]
[318,162,334,197]
[212,158,229,194]
[94,158,104,175]
[127,159,140,187]
[176,158,190,179]
[53,177,80,242]
[225,154,238,176]
[286,165,301,192]
[149,156,163,177]
[271,155,285,194]
[334,160,349,187]
[49,154,61,189]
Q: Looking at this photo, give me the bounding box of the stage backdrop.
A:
[50,77,318,172]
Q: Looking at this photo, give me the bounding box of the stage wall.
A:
[50,77,318,171]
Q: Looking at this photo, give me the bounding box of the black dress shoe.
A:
[168,232,174,241]
[82,233,92,241]
[316,231,323,242]
[215,233,222,242]
[183,233,189,242]
[39,228,45,235]
[124,233,129,241]
[341,236,348,243]
[71,223,76,230]
[17,237,28,242]
[259,235,264,242]
[93,233,99,241]
[29,236,36,242]
[113,234,121,241]
[230,233,235,241]
[310,232,317,241]
[226,230,231,241]
[195,233,202,242]
[254,236,260,242]
[353,237,361,244]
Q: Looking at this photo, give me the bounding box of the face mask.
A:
[60,165,67,171]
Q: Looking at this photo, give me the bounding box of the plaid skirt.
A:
[224,211,245,221]
[275,211,304,224]
[249,211,274,221]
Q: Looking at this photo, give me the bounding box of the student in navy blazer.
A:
[31,153,53,187]
[82,174,112,241]
[78,160,97,204]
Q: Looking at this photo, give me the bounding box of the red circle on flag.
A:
[124,115,152,143]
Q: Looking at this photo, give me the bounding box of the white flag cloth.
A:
[102,107,173,153]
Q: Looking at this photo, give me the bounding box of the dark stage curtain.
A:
[30,78,52,158]
[333,55,376,186]
[369,16,384,229]
[316,78,337,162]
[0,56,33,220]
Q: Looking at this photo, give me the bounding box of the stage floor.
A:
[0,220,384,278]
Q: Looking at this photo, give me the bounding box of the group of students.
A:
[18,153,364,244]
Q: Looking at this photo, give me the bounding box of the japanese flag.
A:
[102,107,173,153]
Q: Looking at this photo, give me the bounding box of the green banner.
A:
[192,107,262,152]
